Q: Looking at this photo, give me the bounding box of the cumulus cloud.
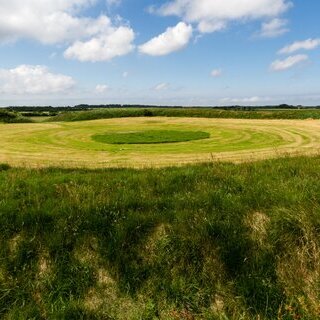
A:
[258,18,289,38]
[270,54,308,71]
[0,0,135,62]
[0,65,75,94]
[139,22,192,56]
[64,27,135,62]
[0,1,107,44]
[278,38,320,54]
[153,0,292,33]
[211,69,223,77]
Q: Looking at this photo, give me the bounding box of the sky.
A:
[0,0,320,106]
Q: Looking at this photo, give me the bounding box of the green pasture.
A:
[92,130,210,144]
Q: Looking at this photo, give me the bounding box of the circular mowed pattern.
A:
[92,130,210,144]
[0,117,319,168]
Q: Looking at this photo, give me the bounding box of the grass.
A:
[92,130,210,144]
[1,117,320,168]
[1,111,320,318]
[0,155,319,319]
[49,108,320,122]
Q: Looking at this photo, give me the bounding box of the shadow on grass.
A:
[0,156,319,318]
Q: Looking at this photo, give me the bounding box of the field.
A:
[1,117,320,168]
[0,156,320,319]
[1,109,320,319]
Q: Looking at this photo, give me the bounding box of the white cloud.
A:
[270,54,308,71]
[154,0,292,33]
[154,83,169,91]
[198,21,226,34]
[211,69,223,77]
[0,65,75,94]
[95,84,109,94]
[221,96,270,104]
[64,27,135,62]
[0,0,135,62]
[278,38,320,54]
[0,1,108,44]
[139,22,192,56]
[258,18,289,38]
[122,71,129,78]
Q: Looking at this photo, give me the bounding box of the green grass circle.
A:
[92,130,210,144]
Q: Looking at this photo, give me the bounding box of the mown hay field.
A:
[1,117,320,168]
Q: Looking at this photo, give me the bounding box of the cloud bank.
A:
[0,0,135,62]
[0,65,75,94]
[153,0,292,33]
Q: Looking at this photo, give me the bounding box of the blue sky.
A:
[0,0,319,106]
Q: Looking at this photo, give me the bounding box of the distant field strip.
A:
[1,117,319,168]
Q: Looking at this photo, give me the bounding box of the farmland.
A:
[0,116,320,168]
[0,109,320,319]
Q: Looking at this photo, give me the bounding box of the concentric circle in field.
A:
[0,117,319,168]
[92,130,210,144]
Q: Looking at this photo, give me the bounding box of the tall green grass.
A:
[0,156,319,319]
[49,108,320,122]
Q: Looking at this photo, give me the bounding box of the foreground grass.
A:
[0,156,320,319]
[49,108,320,122]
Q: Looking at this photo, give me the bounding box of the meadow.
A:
[0,108,320,319]
[0,156,320,319]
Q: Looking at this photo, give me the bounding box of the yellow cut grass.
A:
[0,117,319,168]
